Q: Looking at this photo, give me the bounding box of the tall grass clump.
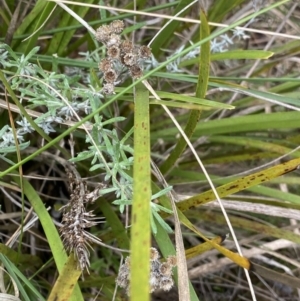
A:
[1,1,300,301]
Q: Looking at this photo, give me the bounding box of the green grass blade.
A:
[130,82,151,300]
[211,81,300,108]
[209,135,300,157]
[11,174,84,301]
[0,255,46,301]
[208,0,244,23]
[160,8,210,175]
[151,0,192,56]
[15,2,56,54]
[181,50,274,67]
[11,0,46,48]
[211,49,274,60]
[46,1,94,56]
[154,91,234,109]
[151,111,300,139]
[47,254,82,301]
[0,243,42,271]
[0,254,32,301]
[194,211,300,244]
[97,198,130,250]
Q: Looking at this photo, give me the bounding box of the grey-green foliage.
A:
[0,43,173,234]
[70,115,135,213]
[0,43,98,148]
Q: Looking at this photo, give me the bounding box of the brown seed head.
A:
[139,45,152,58]
[99,58,112,72]
[102,83,115,95]
[109,20,124,34]
[159,262,172,276]
[95,25,112,43]
[106,33,122,47]
[125,256,131,267]
[107,46,120,59]
[122,52,137,67]
[130,65,143,79]
[121,40,134,53]
[150,247,160,261]
[166,255,177,267]
[104,69,117,83]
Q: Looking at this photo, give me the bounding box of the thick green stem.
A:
[130,82,151,300]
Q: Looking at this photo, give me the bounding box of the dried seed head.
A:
[106,33,122,47]
[150,247,159,261]
[104,69,117,83]
[125,256,131,267]
[107,46,120,59]
[138,45,152,58]
[122,52,137,67]
[129,65,143,79]
[166,255,177,267]
[121,40,134,53]
[116,248,176,296]
[109,20,124,34]
[95,25,112,42]
[160,278,174,291]
[150,276,159,292]
[99,58,112,72]
[60,167,104,272]
[116,272,130,289]
[102,83,115,95]
[116,259,130,288]
[75,244,90,270]
[96,21,153,99]
[160,262,172,276]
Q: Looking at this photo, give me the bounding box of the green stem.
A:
[159,9,210,175]
[130,82,151,300]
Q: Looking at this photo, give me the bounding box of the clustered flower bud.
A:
[95,20,152,95]
[116,247,177,295]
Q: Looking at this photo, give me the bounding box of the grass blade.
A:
[130,82,151,300]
